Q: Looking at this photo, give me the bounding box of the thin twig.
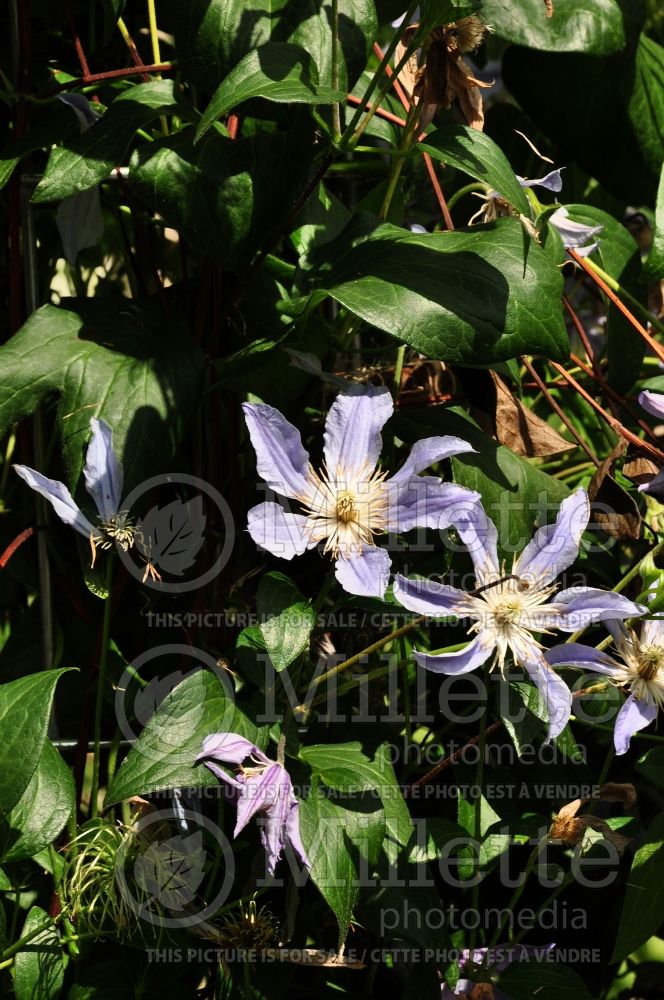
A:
[522,357,600,465]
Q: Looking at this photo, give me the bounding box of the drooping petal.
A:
[243,403,310,499]
[197,733,265,765]
[614,694,657,755]
[13,465,95,538]
[545,642,622,677]
[414,632,496,675]
[393,573,468,617]
[323,384,393,478]
[260,810,288,877]
[388,436,475,483]
[551,587,647,632]
[285,799,310,868]
[385,479,480,533]
[514,488,589,586]
[638,390,664,421]
[234,763,285,836]
[549,207,603,251]
[520,646,573,740]
[334,546,391,599]
[247,502,314,560]
[454,500,500,586]
[197,758,244,789]
[58,92,101,131]
[83,418,123,520]
[517,168,564,192]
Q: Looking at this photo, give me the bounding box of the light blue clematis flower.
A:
[243,384,479,599]
[393,490,647,739]
[547,618,664,755]
[196,733,309,877]
[14,417,134,563]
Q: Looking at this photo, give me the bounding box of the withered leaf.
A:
[623,457,661,484]
[588,441,642,539]
[491,371,574,457]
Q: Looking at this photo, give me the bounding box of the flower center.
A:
[336,490,357,523]
[637,645,664,681]
[297,461,389,558]
[493,600,523,627]
[95,510,135,551]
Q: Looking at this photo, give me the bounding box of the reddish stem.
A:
[568,249,664,366]
[551,361,664,462]
[522,358,599,465]
[0,528,35,569]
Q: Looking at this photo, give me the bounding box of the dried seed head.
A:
[450,15,493,53]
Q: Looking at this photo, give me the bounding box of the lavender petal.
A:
[514,488,589,586]
[13,465,95,538]
[323,384,392,478]
[614,694,657,755]
[83,418,123,521]
[243,402,310,499]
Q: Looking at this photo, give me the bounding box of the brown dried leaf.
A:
[588,442,642,539]
[491,372,574,456]
[395,25,422,104]
[623,457,661,484]
[544,0,554,17]
[598,782,637,807]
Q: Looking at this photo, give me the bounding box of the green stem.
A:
[331,0,341,139]
[90,559,114,818]
[469,673,489,954]
[0,912,65,964]
[340,0,421,147]
[446,181,487,211]
[379,102,419,219]
[299,615,425,709]
[582,256,664,341]
[572,716,664,742]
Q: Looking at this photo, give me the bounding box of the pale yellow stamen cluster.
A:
[611,630,664,710]
[463,568,561,674]
[297,461,389,559]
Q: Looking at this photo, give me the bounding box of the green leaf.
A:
[168,0,377,94]
[612,812,664,961]
[257,572,315,673]
[196,42,344,140]
[1,739,74,863]
[13,906,64,1000]
[636,746,664,789]
[394,406,571,555]
[480,0,634,54]
[0,297,202,494]
[0,670,71,818]
[298,778,385,948]
[300,742,393,792]
[129,127,312,272]
[308,217,569,365]
[32,81,194,203]
[419,125,531,216]
[105,669,268,804]
[498,959,594,1000]
[563,204,645,393]
[408,817,471,863]
[644,162,664,281]
[32,80,192,202]
[420,0,479,30]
